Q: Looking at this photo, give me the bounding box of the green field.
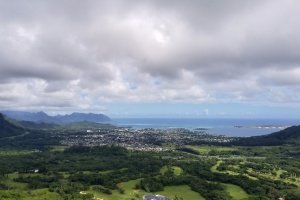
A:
[49,145,68,152]
[211,160,259,180]
[90,179,145,200]
[0,149,36,156]
[248,168,300,187]
[211,160,239,175]
[90,179,205,200]
[211,160,222,173]
[160,166,183,176]
[223,184,249,200]
[22,189,62,200]
[0,188,62,200]
[159,185,205,200]
[1,173,27,190]
[187,145,237,154]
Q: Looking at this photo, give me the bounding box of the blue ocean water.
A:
[112,118,300,137]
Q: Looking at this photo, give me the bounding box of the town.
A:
[57,127,235,151]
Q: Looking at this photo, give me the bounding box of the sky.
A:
[0,0,300,118]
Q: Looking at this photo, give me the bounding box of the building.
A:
[143,194,170,200]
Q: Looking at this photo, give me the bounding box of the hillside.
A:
[2,111,111,124]
[0,113,25,138]
[264,125,300,140]
[235,125,300,146]
[16,121,60,130]
[11,120,116,131]
[60,121,116,130]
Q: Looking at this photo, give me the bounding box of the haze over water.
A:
[113,118,300,137]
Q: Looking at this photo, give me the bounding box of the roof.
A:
[143,194,169,200]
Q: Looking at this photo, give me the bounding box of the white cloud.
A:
[0,0,300,112]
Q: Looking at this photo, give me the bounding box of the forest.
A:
[0,144,299,200]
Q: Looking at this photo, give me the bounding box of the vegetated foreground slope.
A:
[0,145,299,200]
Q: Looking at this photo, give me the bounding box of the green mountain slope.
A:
[0,113,25,138]
[16,121,60,130]
[265,125,300,140]
[235,125,300,146]
[60,121,116,130]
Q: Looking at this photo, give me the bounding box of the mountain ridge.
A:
[1,111,111,124]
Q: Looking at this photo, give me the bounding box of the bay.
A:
[112,118,300,137]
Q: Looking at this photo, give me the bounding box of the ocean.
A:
[111,118,300,137]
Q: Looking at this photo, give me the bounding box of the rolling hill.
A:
[235,125,300,146]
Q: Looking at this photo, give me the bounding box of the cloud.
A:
[0,0,300,112]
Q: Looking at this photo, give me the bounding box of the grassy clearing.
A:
[0,189,62,200]
[210,160,239,175]
[1,173,27,190]
[173,166,183,176]
[160,166,183,176]
[2,176,204,200]
[90,179,145,200]
[159,185,205,200]
[223,183,249,200]
[211,160,222,173]
[211,161,258,180]
[49,145,68,152]
[22,189,62,200]
[243,173,258,180]
[1,172,51,191]
[275,169,285,178]
[187,145,237,154]
[0,149,35,156]
[249,168,300,187]
[160,166,168,174]
[105,168,128,174]
[90,179,204,200]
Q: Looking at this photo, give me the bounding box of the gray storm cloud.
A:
[0,0,300,110]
